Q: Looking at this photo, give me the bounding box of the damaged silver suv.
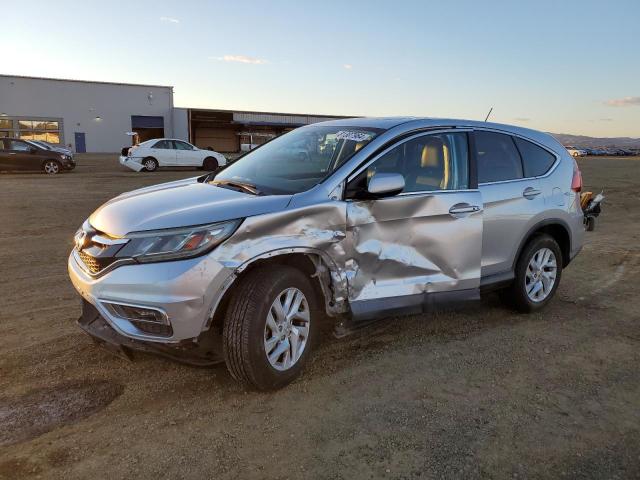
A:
[69,118,585,389]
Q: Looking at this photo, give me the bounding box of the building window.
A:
[0,118,13,138]
[12,118,63,144]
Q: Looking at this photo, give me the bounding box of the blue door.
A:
[74,132,86,153]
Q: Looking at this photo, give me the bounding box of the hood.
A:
[89,177,293,237]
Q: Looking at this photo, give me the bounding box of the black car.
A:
[0,138,75,174]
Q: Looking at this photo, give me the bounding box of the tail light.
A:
[571,158,583,192]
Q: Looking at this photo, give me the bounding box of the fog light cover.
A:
[102,302,173,337]
[102,302,168,325]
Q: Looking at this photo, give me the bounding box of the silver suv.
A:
[69,118,585,389]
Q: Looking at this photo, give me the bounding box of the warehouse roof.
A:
[0,74,173,90]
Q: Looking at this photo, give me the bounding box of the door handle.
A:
[449,204,481,216]
[523,187,541,199]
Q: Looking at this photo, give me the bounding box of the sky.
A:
[4,0,640,137]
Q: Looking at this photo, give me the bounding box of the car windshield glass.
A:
[211,125,383,195]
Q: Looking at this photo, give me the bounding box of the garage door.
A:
[194,128,238,152]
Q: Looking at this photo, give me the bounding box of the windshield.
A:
[212,125,382,195]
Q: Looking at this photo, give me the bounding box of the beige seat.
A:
[408,137,450,190]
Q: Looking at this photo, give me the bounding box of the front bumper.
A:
[119,155,145,172]
[78,300,223,365]
[68,250,235,344]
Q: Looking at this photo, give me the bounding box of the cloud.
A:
[343,64,353,70]
[604,96,640,107]
[600,118,614,122]
[514,117,530,122]
[211,55,268,65]
[160,16,180,24]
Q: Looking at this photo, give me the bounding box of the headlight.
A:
[115,219,241,263]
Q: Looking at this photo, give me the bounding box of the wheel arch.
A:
[206,249,346,336]
[41,157,61,166]
[514,219,572,269]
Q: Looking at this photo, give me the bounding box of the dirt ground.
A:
[1,155,639,479]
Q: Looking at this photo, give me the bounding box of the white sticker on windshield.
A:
[335,130,373,142]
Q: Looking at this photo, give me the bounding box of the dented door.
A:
[344,131,483,316]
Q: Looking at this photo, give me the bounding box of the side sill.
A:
[350,288,480,322]
[479,271,515,293]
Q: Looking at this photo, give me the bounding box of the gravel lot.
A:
[1,155,639,479]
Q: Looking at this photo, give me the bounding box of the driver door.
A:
[174,140,201,166]
[344,130,483,320]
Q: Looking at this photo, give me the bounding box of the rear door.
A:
[174,140,202,167]
[344,130,483,319]
[5,139,40,170]
[150,139,177,166]
[474,130,545,277]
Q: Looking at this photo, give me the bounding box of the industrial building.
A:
[0,74,347,153]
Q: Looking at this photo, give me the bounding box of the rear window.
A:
[513,137,556,177]
[475,131,523,183]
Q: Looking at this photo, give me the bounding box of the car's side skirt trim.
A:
[480,271,515,292]
[349,288,480,322]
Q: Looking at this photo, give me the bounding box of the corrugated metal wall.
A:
[232,112,340,125]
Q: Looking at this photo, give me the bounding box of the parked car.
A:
[28,140,74,156]
[0,138,75,174]
[566,147,587,157]
[69,118,586,389]
[119,138,226,172]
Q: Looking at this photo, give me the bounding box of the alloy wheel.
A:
[525,247,557,302]
[264,288,310,371]
[44,161,60,174]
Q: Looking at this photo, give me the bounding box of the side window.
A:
[366,132,469,193]
[513,137,556,177]
[474,131,523,183]
[7,139,31,152]
[174,141,193,150]
[153,140,173,149]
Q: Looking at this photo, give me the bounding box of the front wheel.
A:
[502,234,563,313]
[43,160,61,175]
[223,266,317,390]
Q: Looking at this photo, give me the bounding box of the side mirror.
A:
[367,172,405,198]
[29,147,38,154]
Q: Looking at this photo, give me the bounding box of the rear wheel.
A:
[223,266,317,390]
[502,234,563,312]
[202,157,219,171]
[143,157,158,172]
[43,160,61,175]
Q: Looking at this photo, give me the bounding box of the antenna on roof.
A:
[484,107,493,122]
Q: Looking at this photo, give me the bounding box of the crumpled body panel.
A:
[345,192,483,302]
[211,191,482,315]
[211,202,351,307]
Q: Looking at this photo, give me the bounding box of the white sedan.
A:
[119,138,227,172]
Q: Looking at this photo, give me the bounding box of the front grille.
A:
[77,249,101,274]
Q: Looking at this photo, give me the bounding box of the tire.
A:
[202,157,219,171]
[43,160,61,175]
[502,234,563,313]
[223,265,318,390]
[142,157,158,172]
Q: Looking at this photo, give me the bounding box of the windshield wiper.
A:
[210,180,262,196]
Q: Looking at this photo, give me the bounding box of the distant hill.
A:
[551,133,640,149]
